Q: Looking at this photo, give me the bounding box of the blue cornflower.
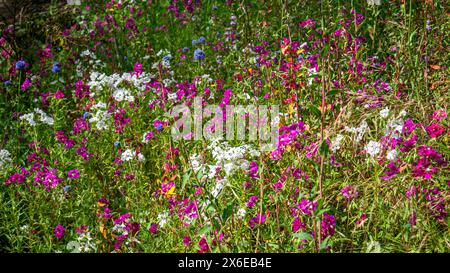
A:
[192,39,197,46]
[194,49,205,61]
[63,185,71,191]
[212,6,218,10]
[52,62,61,73]
[162,54,172,62]
[4,80,12,86]
[114,141,120,147]
[156,124,163,131]
[216,32,221,37]
[16,60,26,70]
[83,112,90,119]
[197,36,206,44]
[182,47,189,52]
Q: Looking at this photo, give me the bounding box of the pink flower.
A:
[54,225,65,239]
[21,78,31,91]
[149,223,158,234]
[292,218,305,233]
[341,184,358,200]
[183,236,191,247]
[54,89,65,99]
[249,213,266,229]
[68,169,80,179]
[431,110,447,121]
[426,123,445,138]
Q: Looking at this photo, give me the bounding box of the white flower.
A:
[189,154,203,172]
[386,149,397,161]
[345,120,368,142]
[89,110,111,130]
[113,88,134,102]
[331,134,344,152]
[0,149,12,168]
[380,107,389,119]
[236,208,246,219]
[121,149,135,161]
[365,141,382,157]
[367,0,381,6]
[19,113,36,126]
[157,212,169,228]
[211,178,226,198]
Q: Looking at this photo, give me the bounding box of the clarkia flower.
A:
[68,169,80,179]
[149,223,158,234]
[54,225,65,239]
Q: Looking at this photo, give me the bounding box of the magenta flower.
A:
[320,213,336,239]
[246,196,258,208]
[68,169,80,179]
[292,218,305,233]
[183,236,191,247]
[21,78,31,91]
[197,237,210,253]
[149,223,158,234]
[248,161,259,178]
[431,110,447,121]
[426,123,445,138]
[133,63,143,74]
[341,184,358,200]
[249,213,266,229]
[54,225,65,239]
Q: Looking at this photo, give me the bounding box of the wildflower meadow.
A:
[0,0,449,254]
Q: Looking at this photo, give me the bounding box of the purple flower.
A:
[321,213,336,239]
[292,218,305,233]
[246,196,258,208]
[341,184,358,200]
[248,161,258,178]
[426,123,445,138]
[149,223,158,234]
[249,213,266,229]
[21,78,31,91]
[183,236,191,247]
[68,169,80,179]
[54,225,65,239]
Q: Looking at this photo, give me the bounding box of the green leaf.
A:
[326,89,341,97]
[293,232,314,241]
[198,225,212,236]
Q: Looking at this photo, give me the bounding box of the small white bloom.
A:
[386,149,397,161]
[19,113,36,126]
[0,149,12,168]
[121,149,135,161]
[236,208,246,219]
[157,212,169,228]
[367,0,381,6]
[331,134,344,152]
[380,107,389,119]
[365,141,382,157]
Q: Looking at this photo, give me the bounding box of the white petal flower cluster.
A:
[0,149,12,169]
[364,140,382,158]
[121,149,145,162]
[88,102,111,131]
[19,109,54,126]
[345,120,369,142]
